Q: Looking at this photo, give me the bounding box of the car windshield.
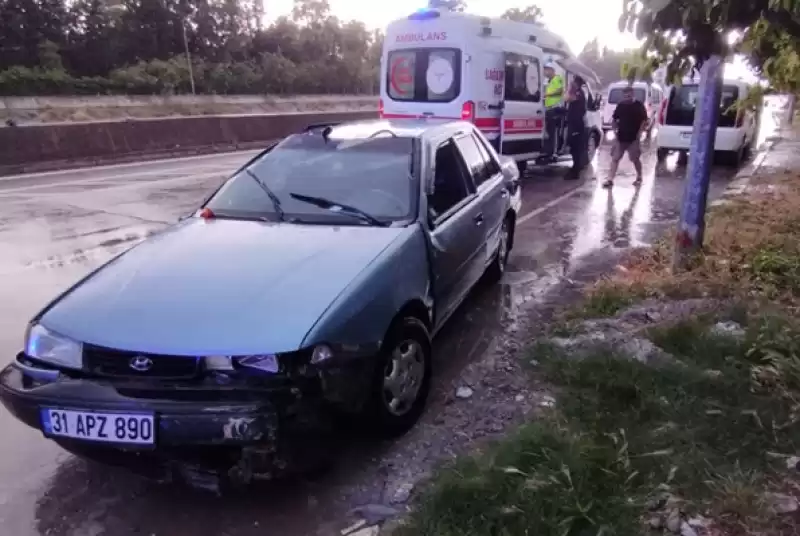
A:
[203,131,417,225]
[607,87,647,104]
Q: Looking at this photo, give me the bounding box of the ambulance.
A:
[379,7,603,172]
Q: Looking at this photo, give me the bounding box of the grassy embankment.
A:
[400,159,800,535]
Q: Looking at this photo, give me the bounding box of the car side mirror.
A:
[498,155,520,182]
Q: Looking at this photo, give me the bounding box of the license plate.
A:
[681,132,693,138]
[40,408,155,445]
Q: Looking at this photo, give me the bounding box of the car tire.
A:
[656,148,669,162]
[366,317,432,439]
[485,215,512,283]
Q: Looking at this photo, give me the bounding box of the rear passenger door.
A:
[452,131,506,271]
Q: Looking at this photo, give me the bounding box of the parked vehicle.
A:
[0,119,522,488]
[602,80,665,137]
[655,79,761,166]
[379,7,603,173]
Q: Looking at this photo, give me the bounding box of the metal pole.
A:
[182,21,196,95]
[672,54,724,270]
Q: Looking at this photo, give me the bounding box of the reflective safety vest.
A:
[545,74,564,108]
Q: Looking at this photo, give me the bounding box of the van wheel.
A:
[516,160,528,175]
[723,147,743,167]
[656,148,669,162]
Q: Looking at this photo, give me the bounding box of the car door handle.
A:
[474,213,484,225]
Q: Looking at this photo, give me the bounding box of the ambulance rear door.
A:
[380,12,467,123]
[495,43,545,161]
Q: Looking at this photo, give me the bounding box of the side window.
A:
[504,53,541,102]
[430,141,474,217]
[471,133,501,178]
[453,134,491,187]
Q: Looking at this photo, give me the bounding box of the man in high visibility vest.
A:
[543,62,565,159]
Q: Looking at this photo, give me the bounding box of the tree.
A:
[619,0,800,88]
[620,0,800,269]
[501,5,543,24]
[428,0,466,12]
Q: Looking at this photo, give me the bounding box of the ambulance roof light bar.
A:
[408,8,441,20]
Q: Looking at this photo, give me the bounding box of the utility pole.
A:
[181,20,196,95]
[672,50,725,270]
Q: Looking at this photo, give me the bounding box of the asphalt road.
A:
[0,122,775,535]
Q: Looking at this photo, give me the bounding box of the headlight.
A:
[24,323,83,370]
[310,345,334,364]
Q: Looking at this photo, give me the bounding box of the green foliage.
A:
[0,0,383,96]
[404,312,800,535]
[501,5,544,24]
[619,0,800,90]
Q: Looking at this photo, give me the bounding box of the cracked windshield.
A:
[0,0,798,534]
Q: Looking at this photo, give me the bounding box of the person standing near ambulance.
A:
[543,62,565,160]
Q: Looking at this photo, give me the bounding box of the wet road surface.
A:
[0,123,776,535]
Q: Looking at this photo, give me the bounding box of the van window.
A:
[666,84,740,127]
[387,48,461,103]
[607,87,647,104]
[504,53,541,102]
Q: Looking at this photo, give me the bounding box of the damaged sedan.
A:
[0,119,522,488]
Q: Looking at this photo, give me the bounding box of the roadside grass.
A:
[401,316,800,535]
[398,166,800,536]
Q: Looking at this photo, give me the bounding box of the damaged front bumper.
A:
[0,351,376,490]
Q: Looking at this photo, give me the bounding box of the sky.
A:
[265,0,757,81]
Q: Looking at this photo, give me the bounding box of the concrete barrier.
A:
[0,110,377,176]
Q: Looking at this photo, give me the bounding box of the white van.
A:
[601,81,665,137]
[379,7,603,173]
[655,79,761,166]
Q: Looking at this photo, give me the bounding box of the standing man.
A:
[603,85,648,188]
[565,75,587,180]
[543,61,565,160]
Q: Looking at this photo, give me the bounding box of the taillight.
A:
[658,98,668,125]
[378,98,384,118]
[461,101,475,122]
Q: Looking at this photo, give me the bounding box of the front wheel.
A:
[365,317,432,438]
[656,148,669,162]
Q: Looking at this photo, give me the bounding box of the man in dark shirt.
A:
[603,85,648,188]
[565,76,588,180]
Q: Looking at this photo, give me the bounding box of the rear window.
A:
[607,87,647,104]
[666,84,740,127]
[386,48,461,103]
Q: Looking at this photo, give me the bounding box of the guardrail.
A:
[0,110,377,176]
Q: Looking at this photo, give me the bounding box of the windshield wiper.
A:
[243,167,285,221]
[288,192,388,227]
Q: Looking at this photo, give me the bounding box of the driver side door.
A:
[427,139,485,324]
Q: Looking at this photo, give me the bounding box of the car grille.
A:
[83,344,200,379]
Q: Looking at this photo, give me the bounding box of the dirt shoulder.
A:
[390,126,800,536]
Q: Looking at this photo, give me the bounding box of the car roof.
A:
[304,118,474,141]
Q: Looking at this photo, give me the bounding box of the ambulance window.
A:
[504,53,541,102]
[387,48,461,103]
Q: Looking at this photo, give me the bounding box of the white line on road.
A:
[517,181,592,225]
